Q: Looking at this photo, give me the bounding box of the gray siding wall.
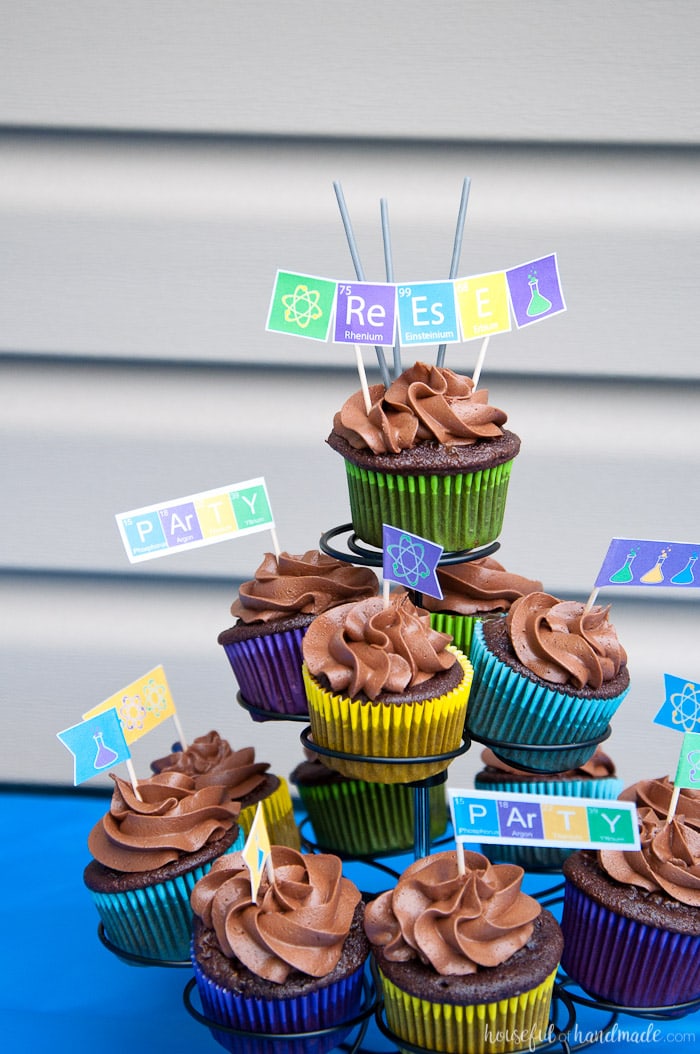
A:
[2,3,699,790]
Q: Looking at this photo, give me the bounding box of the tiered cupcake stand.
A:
[100,524,700,1052]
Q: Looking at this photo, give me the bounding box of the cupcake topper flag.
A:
[57,708,132,790]
[585,537,700,613]
[382,523,443,607]
[82,664,187,757]
[242,802,273,903]
[654,673,700,822]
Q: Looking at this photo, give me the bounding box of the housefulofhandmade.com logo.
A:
[483,1022,697,1051]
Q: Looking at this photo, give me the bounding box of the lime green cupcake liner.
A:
[238,777,301,850]
[294,778,448,856]
[303,647,472,783]
[379,966,558,1054]
[343,459,514,551]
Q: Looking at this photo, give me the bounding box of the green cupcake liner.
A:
[342,459,514,551]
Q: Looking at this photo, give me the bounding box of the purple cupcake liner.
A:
[191,957,367,1054]
[475,777,623,870]
[220,625,309,715]
[467,622,629,772]
[561,879,700,1007]
[90,832,243,962]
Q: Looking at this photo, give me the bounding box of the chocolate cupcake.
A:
[218,550,378,717]
[467,592,630,772]
[328,362,520,552]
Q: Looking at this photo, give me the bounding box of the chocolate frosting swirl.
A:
[364,850,541,975]
[88,771,241,873]
[599,807,700,907]
[302,591,457,701]
[332,362,508,455]
[422,557,543,615]
[190,846,360,983]
[150,731,269,799]
[506,591,627,690]
[620,775,700,831]
[230,550,378,625]
[479,747,617,780]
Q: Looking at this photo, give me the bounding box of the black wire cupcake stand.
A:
[97,523,700,1051]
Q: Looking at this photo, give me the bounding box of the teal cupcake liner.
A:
[90,831,244,962]
[342,459,514,551]
[467,622,629,772]
[475,776,624,870]
[294,778,448,857]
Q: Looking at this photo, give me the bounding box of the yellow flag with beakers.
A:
[82,665,176,745]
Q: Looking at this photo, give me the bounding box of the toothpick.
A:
[333,181,392,388]
[437,177,471,368]
[666,783,681,824]
[269,525,282,559]
[355,345,372,414]
[125,758,143,801]
[172,712,188,753]
[382,577,391,609]
[582,588,599,616]
[471,335,489,390]
[380,197,402,380]
[456,840,466,876]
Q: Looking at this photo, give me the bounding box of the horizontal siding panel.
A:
[1,133,699,379]
[0,2,698,145]
[2,573,694,789]
[3,359,700,603]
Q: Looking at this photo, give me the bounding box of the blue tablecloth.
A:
[3,787,698,1054]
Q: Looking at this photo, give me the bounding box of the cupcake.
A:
[190,846,370,1054]
[290,749,448,857]
[364,849,563,1053]
[217,549,378,718]
[302,590,473,783]
[475,747,624,870]
[327,361,520,552]
[151,730,300,850]
[561,808,700,1007]
[84,769,243,962]
[466,591,630,773]
[421,555,543,656]
[619,774,700,829]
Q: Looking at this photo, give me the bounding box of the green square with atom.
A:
[266,270,337,342]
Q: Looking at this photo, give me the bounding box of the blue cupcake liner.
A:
[476,777,624,870]
[90,831,243,962]
[467,622,629,772]
[220,626,309,715]
[561,878,700,1007]
[191,956,367,1054]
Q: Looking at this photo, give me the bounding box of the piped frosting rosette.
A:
[83,770,243,961]
[217,550,378,716]
[467,591,630,772]
[327,362,520,552]
[189,847,369,1054]
[364,850,563,1053]
[151,731,300,849]
[561,808,700,1007]
[302,592,472,783]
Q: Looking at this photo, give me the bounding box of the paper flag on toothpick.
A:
[382,524,443,601]
[594,538,700,590]
[82,665,178,745]
[57,709,131,786]
[674,732,700,792]
[242,803,272,904]
[654,674,700,735]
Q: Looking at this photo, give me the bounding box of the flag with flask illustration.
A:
[382,524,443,600]
[57,708,131,786]
[82,665,177,744]
[242,802,272,903]
[654,674,700,735]
[505,254,566,328]
[594,538,700,589]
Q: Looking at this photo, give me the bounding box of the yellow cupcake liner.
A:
[303,647,472,783]
[379,966,558,1054]
[238,777,301,850]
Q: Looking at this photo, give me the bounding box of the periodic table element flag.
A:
[242,802,272,903]
[82,665,176,744]
[654,674,700,735]
[266,270,337,342]
[57,708,131,786]
[382,524,443,600]
[674,732,700,791]
[506,254,566,328]
[454,271,512,342]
